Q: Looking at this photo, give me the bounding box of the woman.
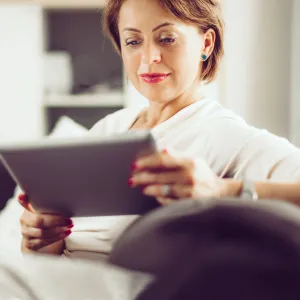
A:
[19,0,300,258]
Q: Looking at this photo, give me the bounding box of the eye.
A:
[125,40,141,47]
[160,37,176,45]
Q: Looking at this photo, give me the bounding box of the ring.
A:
[162,184,171,197]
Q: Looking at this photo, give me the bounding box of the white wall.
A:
[221,0,293,138]
[290,0,300,147]
[0,4,44,143]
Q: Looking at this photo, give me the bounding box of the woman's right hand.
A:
[18,194,73,253]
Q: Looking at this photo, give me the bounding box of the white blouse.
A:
[64,98,300,260]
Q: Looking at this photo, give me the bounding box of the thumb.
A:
[18,193,35,213]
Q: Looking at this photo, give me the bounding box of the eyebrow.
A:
[123,22,175,33]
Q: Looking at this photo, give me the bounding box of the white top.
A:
[64,98,300,260]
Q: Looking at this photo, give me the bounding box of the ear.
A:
[201,28,216,59]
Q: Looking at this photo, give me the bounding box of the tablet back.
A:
[0,131,160,217]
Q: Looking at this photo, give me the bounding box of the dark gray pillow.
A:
[109,199,300,300]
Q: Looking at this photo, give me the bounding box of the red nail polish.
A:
[18,194,28,202]
[128,178,134,186]
[131,162,138,170]
[163,148,168,154]
[64,230,72,236]
[67,224,74,229]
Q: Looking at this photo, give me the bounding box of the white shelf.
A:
[44,93,124,108]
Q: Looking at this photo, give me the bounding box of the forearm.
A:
[21,238,65,256]
[224,180,300,205]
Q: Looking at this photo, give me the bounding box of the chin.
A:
[145,94,173,103]
[140,89,175,104]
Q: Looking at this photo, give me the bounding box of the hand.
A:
[129,149,226,205]
[19,194,73,251]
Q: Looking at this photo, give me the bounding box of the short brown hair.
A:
[103,0,224,83]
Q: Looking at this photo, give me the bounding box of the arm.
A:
[224,142,300,203]
[224,180,300,205]
[131,150,300,206]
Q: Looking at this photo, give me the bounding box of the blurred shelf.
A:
[1,0,106,9]
[44,93,124,108]
[40,0,106,9]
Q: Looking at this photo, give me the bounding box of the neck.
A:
[144,84,205,128]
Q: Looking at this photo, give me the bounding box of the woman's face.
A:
[118,0,209,103]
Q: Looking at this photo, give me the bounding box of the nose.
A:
[141,42,162,65]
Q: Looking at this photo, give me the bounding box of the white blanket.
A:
[0,255,152,300]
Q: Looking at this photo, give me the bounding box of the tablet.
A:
[0,131,160,217]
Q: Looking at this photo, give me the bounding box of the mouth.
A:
[140,73,170,84]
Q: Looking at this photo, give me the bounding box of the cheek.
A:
[185,41,203,76]
[122,51,140,78]
[165,47,202,83]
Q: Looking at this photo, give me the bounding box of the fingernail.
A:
[18,194,28,202]
[64,230,72,236]
[67,224,74,229]
[131,162,138,170]
[128,178,134,187]
[163,148,168,154]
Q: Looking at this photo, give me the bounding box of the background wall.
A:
[290,0,300,147]
[0,4,44,143]
[220,0,293,139]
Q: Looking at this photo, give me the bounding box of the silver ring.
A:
[162,184,171,197]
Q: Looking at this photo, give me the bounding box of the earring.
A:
[201,53,208,61]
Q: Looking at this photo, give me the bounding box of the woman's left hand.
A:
[129,149,227,205]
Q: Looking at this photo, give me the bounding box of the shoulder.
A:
[89,107,143,137]
[194,101,298,173]
[204,103,293,151]
[203,102,294,156]
[194,100,258,141]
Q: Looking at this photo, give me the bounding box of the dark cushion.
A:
[109,199,300,300]
[0,162,16,211]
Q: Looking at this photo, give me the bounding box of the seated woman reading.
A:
[19,0,300,259]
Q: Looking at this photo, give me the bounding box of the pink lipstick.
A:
[140,73,170,84]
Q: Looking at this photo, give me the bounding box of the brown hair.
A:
[103,0,224,83]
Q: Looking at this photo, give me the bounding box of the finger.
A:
[157,197,175,206]
[134,151,192,171]
[143,184,195,199]
[21,224,74,239]
[18,194,35,213]
[20,212,73,229]
[131,170,195,186]
[24,231,72,251]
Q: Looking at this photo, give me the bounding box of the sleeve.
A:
[268,151,300,181]
[202,117,300,181]
[229,130,300,181]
